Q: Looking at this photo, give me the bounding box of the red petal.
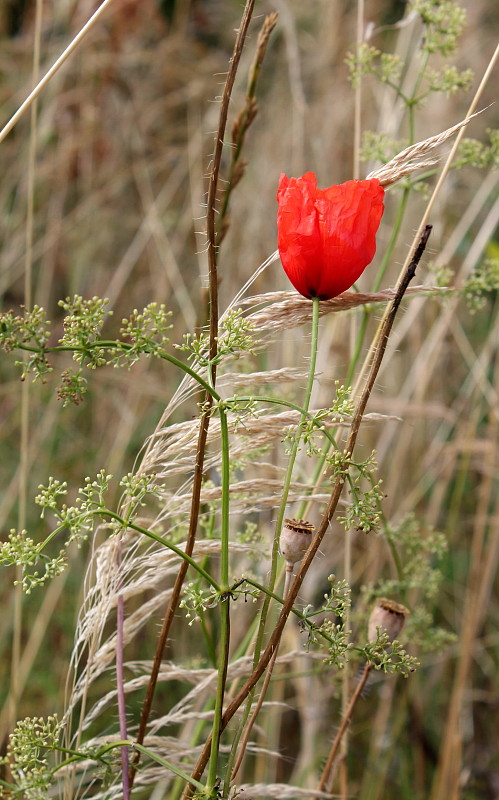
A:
[277,174,384,299]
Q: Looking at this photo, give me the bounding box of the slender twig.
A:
[206,0,256,367]
[218,12,278,240]
[128,1,256,786]
[316,664,372,797]
[181,226,432,796]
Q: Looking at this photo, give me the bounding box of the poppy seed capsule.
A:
[368,598,410,643]
[280,518,315,566]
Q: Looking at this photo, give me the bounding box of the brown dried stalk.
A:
[315,663,373,797]
[317,599,409,796]
[181,227,433,797]
[128,0,256,785]
[218,12,279,243]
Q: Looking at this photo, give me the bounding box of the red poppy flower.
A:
[277,172,385,300]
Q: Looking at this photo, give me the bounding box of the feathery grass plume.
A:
[367,111,484,186]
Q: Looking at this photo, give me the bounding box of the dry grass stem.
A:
[0,0,117,145]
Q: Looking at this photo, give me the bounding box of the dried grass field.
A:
[0,2,498,799]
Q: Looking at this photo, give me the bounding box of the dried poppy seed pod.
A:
[280,518,315,567]
[368,598,410,643]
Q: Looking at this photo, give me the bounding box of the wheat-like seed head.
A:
[367,111,484,186]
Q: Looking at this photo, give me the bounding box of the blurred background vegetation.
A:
[0,1,498,798]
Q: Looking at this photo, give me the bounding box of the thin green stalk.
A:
[372,187,410,293]
[224,297,321,789]
[14,341,222,402]
[26,510,218,589]
[252,297,321,622]
[219,408,231,591]
[227,394,340,449]
[100,512,220,590]
[345,184,410,387]
[206,599,230,793]
[229,568,294,784]
[206,405,231,791]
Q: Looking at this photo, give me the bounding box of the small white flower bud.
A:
[368,598,409,643]
[280,518,315,567]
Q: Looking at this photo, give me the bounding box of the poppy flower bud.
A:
[277,172,385,300]
[368,598,409,643]
[280,518,315,567]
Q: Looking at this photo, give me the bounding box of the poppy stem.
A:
[259,292,320,618]
[222,295,321,789]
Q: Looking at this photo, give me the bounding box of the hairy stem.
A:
[128,0,255,785]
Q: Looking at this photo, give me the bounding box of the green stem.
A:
[372,186,410,294]
[206,405,231,791]
[257,295,320,608]
[225,297,321,787]
[15,341,222,402]
[100,511,220,590]
[269,296,320,572]
[297,186,411,523]
[248,298,321,638]
[219,407,231,590]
